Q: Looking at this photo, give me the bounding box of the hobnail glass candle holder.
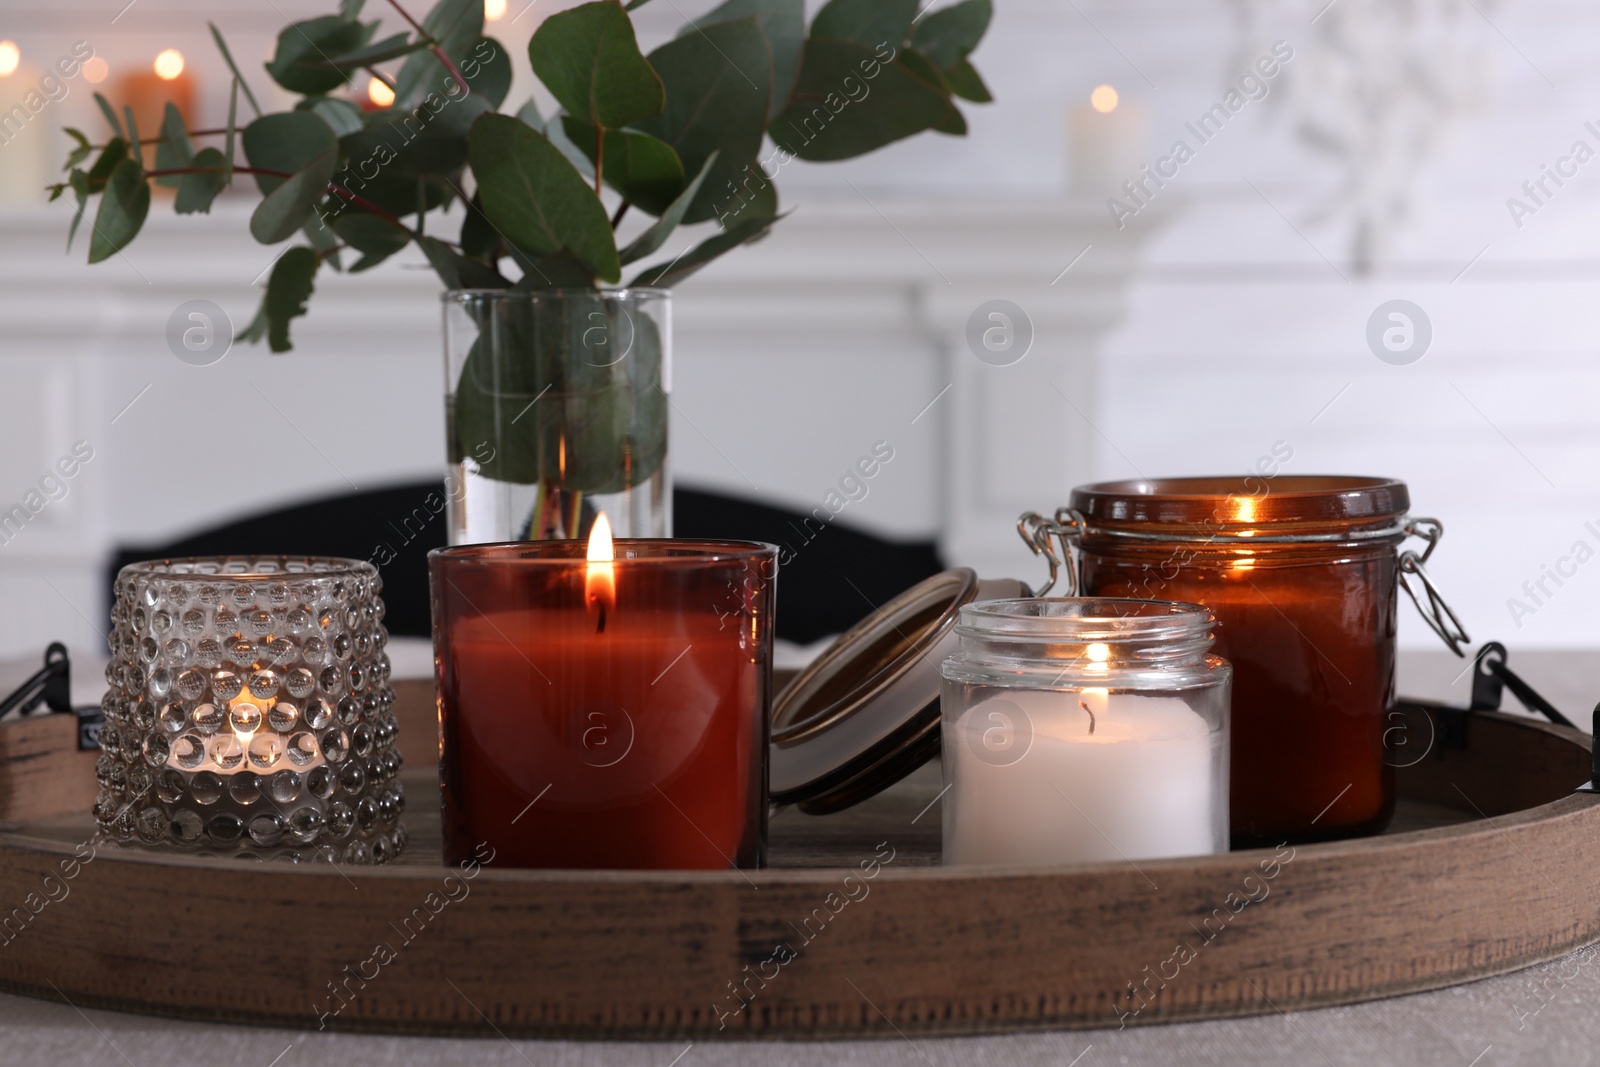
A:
[96,557,406,863]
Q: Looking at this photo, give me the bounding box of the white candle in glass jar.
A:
[944,687,1218,866]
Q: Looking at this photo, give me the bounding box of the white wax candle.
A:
[0,63,50,204]
[1067,99,1147,197]
[944,688,1218,865]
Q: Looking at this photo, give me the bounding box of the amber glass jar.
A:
[1068,476,1409,846]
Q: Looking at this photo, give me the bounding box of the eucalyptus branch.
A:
[60,0,995,356]
[118,127,232,148]
[383,0,470,96]
[146,165,292,180]
[327,183,416,234]
[144,164,414,235]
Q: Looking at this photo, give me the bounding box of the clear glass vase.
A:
[442,289,670,543]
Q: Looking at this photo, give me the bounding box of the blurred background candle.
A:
[0,41,49,203]
[430,526,776,870]
[115,47,194,151]
[1067,83,1147,197]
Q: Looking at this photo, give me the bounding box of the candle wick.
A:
[596,602,607,634]
[1078,700,1096,735]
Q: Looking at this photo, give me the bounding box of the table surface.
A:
[2,646,1597,1066]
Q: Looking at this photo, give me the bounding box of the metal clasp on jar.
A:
[1398,517,1471,657]
[1016,508,1085,597]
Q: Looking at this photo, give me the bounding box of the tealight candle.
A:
[940,598,1230,866]
[97,557,405,864]
[430,524,776,870]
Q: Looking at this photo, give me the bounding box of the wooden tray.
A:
[0,681,1594,1038]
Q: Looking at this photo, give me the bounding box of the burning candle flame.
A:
[154,49,185,81]
[367,76,396,108]
[586,512,614,631]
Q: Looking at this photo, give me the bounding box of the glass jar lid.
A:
[1070,475,1409,542]
[770,569,1029,814]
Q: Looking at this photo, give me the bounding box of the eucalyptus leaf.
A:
[302,215,343,271]
[461,37,513,109]
[122,107,142,168]
[469,113,619,282]
[250,150,338,244]
[224,79,238,186]
[451,334,543,482]
[618,150,717,265]
[511,247,598,288]
[910,0,992,69]
[88,158,150,264]
[210,22,263,114]
[528,0,663,130]
[243,112,338,197]
[686,0,803,119]
[65,169,89,251]
[933,106,966,135]
[62,128,93,171]
[418,234,510,289]
[629,210,777,287]
[636,16,771,224]
[392,0,483,108]
[85,138,128,194]
[264,245,319,352]
[515,96,545,132]
[334,212,412,271]
[93,93,122,139]
[238,302,269,345]
[452,295,666,489]
[304,95,367,137]
[459,192,501,262]
[340,103,474,180]
[770,39,956,161]
[810,0,918,50]
[713,163,777,227]
[175,147,229,214]
[543,111,595,176]
[896,47,951,93]
[942,58,991,102]
[560,117,684,216]
[335,169,453,219]
[266,16,370,94]
[327,31,419,69]
[339,0,367,18]
[154,103,194,189]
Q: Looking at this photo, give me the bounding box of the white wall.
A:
[0,0,1595,656]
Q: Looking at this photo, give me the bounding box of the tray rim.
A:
[0,702,1594,1039]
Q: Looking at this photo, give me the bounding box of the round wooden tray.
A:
[0,681,1594,1038]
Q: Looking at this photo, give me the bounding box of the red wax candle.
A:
[430,530,776,869]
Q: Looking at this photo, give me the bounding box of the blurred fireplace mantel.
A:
[0,194,1159,655]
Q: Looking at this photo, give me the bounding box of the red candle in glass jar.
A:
[430,522,775,869]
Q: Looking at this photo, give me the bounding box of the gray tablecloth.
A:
[4,959,1597,1067]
